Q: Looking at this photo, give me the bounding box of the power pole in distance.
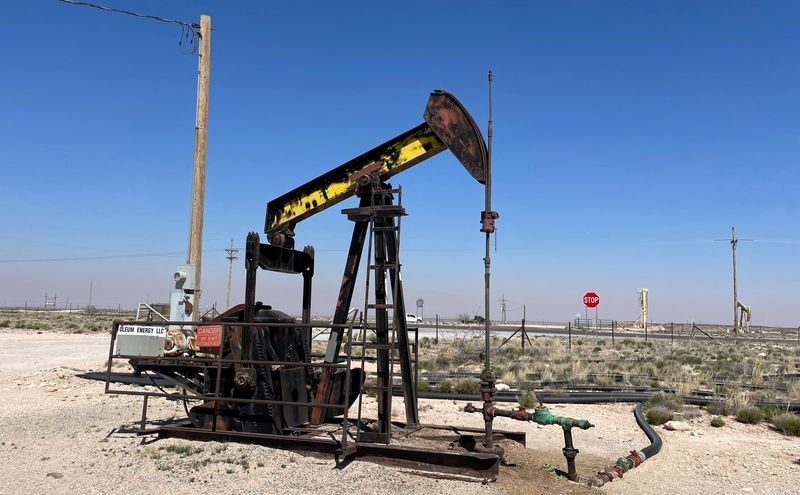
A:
[225,239,239,310]
[186,15,211,321]
[717,226,752,334]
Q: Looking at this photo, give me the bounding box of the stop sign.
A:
[583,292,600,308]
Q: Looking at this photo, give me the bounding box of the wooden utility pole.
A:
[187,15,211,320]
[731,226,739,333]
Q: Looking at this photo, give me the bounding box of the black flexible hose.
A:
[633,403,662,459]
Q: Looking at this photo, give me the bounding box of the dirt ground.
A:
[0,330,797,494]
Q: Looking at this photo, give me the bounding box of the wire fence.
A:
[0,304,135,316]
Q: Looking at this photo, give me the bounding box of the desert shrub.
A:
[593,374,613,386]
[710,417,725,428]
[437,379,452,393]
[646,391,683,412]
[517,391,538,409]
[499,347,522,362]
[592,347,602,353]
[771,413,800,436]
[735,405,764,424]
[454,378,481,395]
[705,401,730,416]
[750,360,766,386]
[681,408,703,420]
[417,378,430,393]
[759,405,783,420]
[434,355,451,368]
[0,319,10,328]
[160,444,203,457]
[450,332,484,365]
[420,337,432,348]
[646,405,673,425]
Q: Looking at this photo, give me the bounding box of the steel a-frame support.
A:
[311,185,418,431]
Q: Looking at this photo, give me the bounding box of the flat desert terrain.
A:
[0,330,797,495]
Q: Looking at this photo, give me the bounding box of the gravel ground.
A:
[0,330,797,494]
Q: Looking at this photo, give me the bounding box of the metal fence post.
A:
[611,320,615,348]
[671,322,674,346]
[435,314,439,345]
[645,321,648,342]
[568,320,572,350]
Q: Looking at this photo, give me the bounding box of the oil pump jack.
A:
[106,89,517,477]
[257,90,489,435]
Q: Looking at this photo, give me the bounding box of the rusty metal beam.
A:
[265,91,487,237]
[151,425,499,480]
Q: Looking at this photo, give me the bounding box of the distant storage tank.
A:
[635,288,649,328]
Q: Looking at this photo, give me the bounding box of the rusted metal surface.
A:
[265,123,445,236]
[423,90,488,185]
[102,89,506,481]
[151,425,499,481]
[257,243,314,274]
[390,421,527,446]
[311,196,370,425]
[265,91,487,236]
[379,200,418,427]
[106,320,507,480]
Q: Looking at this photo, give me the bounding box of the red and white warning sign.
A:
[196,325,223,349]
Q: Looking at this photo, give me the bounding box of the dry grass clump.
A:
[787,380,800,401]
[705,401,730,416]
[725,389,753,414]
[735,405,765,424]
[568,360,588,383]
[646,391,683,412]
[750,359,767,386]
[436,379,452,393]
[453,378,481,394]
[517,391,538,409]
[646,406,673,425]
[771,413,800,436]
[644,391,682,425]
[710,416,725,427]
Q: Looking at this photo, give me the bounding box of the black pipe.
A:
[634,403,661,459]
[562,428,578,481]
[586,403,662,487]
[407,390,800,411]
[82,373,800,412]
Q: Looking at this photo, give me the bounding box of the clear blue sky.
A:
[1,1,798,326]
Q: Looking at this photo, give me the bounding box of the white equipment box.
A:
[114,325,166,357]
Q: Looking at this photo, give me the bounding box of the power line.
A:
[57,0,200,50]
[0,248,228,264]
